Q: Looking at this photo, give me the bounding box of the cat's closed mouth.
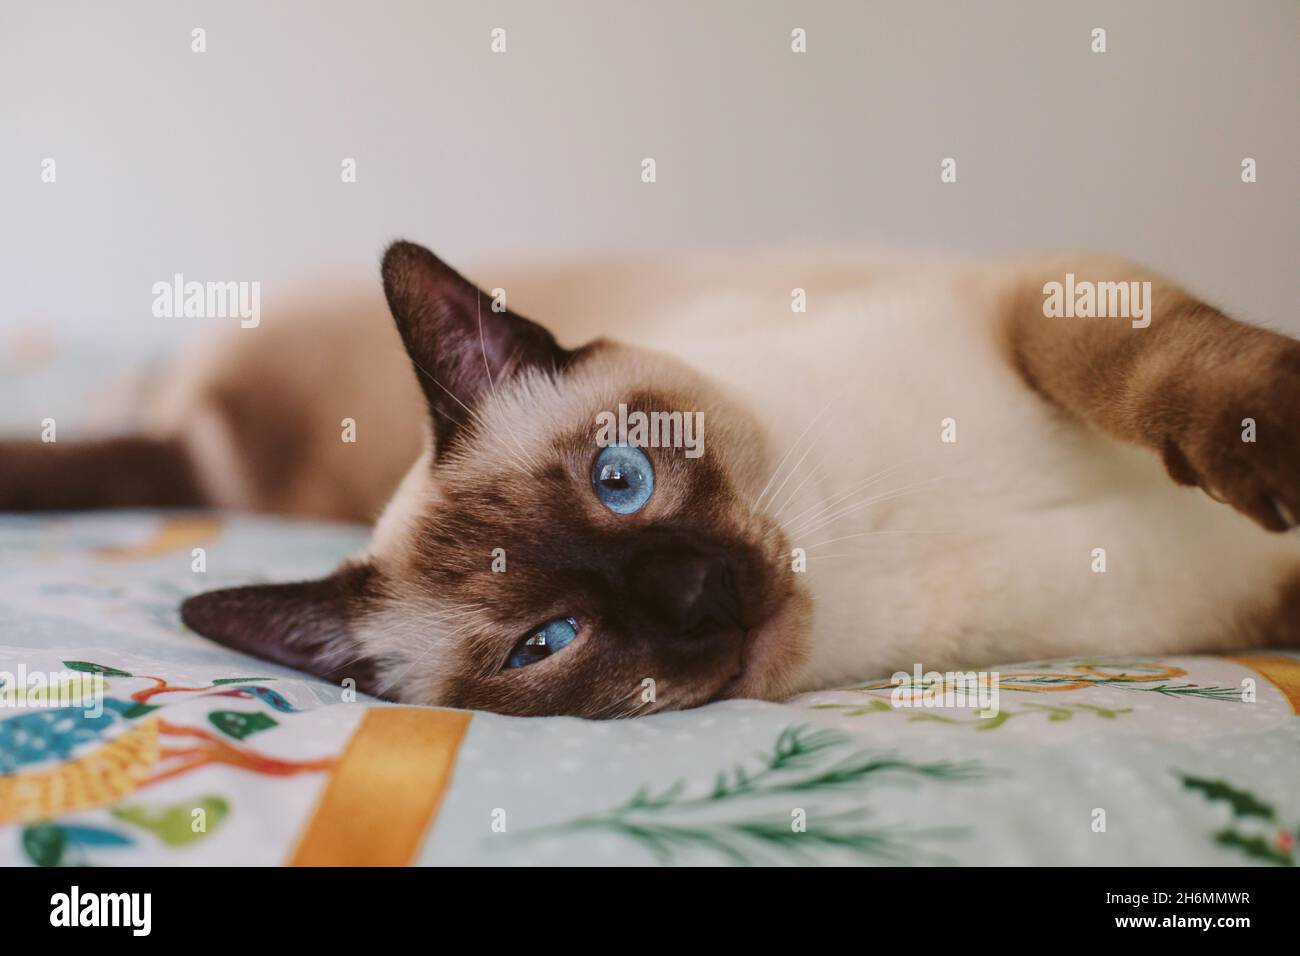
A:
[711,635,760,703]
[711,592,805,703]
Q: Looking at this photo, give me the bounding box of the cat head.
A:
[182,241,811,717]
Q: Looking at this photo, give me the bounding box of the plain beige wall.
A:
[2,0,1297,352]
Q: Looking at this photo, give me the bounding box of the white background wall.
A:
[3,0,1297,354]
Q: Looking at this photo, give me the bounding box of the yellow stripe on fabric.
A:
[94,515,221,561]
[289,707,471,866]
[1225,654,1300,715]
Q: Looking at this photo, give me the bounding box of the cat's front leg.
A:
[1001,255,1300,532]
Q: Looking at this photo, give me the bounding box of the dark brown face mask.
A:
[182,240,803,718]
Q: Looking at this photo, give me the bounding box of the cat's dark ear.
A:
[380,240,572,456]
[180,563,383,697]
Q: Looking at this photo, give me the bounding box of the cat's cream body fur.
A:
[567,255,1296,690]
[144,251,1299,694]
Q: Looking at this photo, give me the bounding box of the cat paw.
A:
[1159,345,1300,533]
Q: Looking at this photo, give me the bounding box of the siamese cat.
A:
[4,241,1299,717]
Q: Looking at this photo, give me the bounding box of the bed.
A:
[1,337,1297,867]
[2,507,1297,866]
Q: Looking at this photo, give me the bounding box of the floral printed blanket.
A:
[2,510,1298,866]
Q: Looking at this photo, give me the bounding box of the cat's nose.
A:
[631,549,742,639]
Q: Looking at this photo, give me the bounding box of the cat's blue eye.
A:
[592,444,654,515]
[504,617,579,670]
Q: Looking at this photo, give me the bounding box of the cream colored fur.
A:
[145,251,1300,693]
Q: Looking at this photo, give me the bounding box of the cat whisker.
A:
[789,474,949,540]
[375,621,479,697]
[801,528,959,551]
[790,483,944,542]
[478,293,548,476]
[802,540,954,564]
[750,396,834,515]
[769,463,828,521]
[619,698,658,719]
[784,471,921,538]
[394,606,481,627]
[761,440,820,524]
[610,692,658,720]
[778,459,911,533]
[416,616,479,631]
[587,683,657,719]
[799,536,957,565]
[405,353,534,474]
[316,647,380,678]
[418,603,481,618]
